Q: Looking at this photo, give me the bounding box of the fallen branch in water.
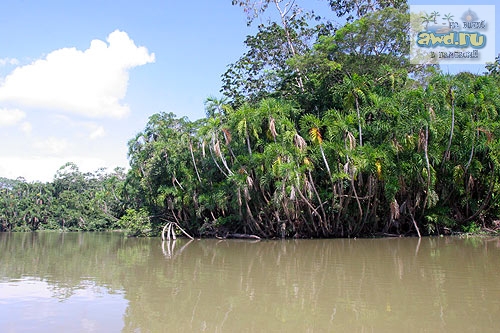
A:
[373,232,402,238]
[161,221,194,241]
[225,233,261,240]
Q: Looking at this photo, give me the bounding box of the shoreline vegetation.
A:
[2,1,500,239]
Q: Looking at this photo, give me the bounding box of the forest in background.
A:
[2,0,500,238]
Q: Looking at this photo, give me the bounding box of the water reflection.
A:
[0,278,126,332]
[162,239,194,259]
[0,232,128,332]
[0,233,500,332]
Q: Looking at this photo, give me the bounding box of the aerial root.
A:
[161,221,194,241]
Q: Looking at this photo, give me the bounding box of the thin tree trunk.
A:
[245,199,266,236]
[422,125,431,213]
[350,173,363,228]
[246,133,253,156]
[319,144,332,181]
[443,93,455,164]
[273,0,305,92]
[214,138,234,176]
[209,144,228,177]
[307,171,329,235]
[465,128,478,173]
[408,210,422,238]
[295,185,320,234]
[355,95,363,147]
[189,140,202,184]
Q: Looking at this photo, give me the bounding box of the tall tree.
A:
[223,0,328,105]
[328,0,408,22]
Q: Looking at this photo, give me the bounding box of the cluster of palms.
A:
[124,68,500,237]
[122,3,500,237]
[0,164,126,232]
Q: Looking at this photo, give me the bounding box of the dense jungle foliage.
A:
[1,1,500,237]
[0,164,127,232]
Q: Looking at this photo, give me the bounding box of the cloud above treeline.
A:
[0,108,25,126]
[0,30,155,119]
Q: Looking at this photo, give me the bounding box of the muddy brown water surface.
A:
[1,232,499,332]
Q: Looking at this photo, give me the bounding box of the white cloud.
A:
[0,108,25,126]
[0,155,125,183]
[47,116,107,139]
[88,124,106,139]
[0,156,60,182]
[20,121,32,134]
[0,58,19,66]
[33,137,69,155]
[0,30,155,118]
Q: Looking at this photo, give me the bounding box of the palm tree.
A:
[442,13,454,26]
[421,13,433,29]
[204,96,229,119]
[343,73,371,147]
[430,11,440,24]
[233,103,260,157]
[300,114,332,181]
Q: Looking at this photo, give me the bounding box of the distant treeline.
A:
[2,1,500,237]
[0,165,127,232]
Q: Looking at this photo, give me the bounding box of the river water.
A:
[0,232,499,332]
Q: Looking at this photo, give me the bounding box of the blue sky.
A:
[0,0,262,181]
[0,0,498,182]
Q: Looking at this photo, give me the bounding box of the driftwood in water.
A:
[225,233,261,240]
[161,222,194,241]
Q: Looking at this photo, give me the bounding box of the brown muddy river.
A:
[0,232,499,332]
